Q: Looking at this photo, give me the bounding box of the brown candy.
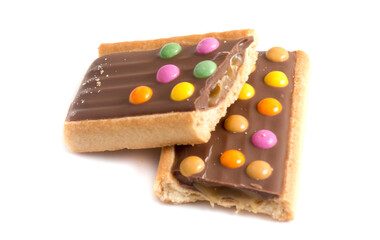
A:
[180,156,205,177]
[266,47,289,62]
[246,160,273,180]
[224,115,249,133]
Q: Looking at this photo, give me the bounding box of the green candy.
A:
[159,43,182,59]
[193,60,217,78]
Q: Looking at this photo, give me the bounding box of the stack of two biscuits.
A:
[64,29,310,221]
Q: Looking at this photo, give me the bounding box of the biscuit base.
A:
[64,29,257,152]
[153,51,310,221]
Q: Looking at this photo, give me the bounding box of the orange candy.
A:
[220,150,245,168]
[257,98,282,116]
[129,86,153,104]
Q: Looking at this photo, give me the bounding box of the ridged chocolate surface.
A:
[66,37,253,121]
[173,51,296,199]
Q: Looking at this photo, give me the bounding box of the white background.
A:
[1,0,379,239]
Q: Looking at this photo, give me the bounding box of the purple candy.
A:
[251,130,277,149]
[196,37,220,54]
[156,64,180,83]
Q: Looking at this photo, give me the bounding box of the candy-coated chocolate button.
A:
[180,156,205,177]
[251,129,277,149]
[266,47,289,62]
[193,60,217,78]
[156,64,180,83]
[170,82,194,101]
[224,115,249,133]
[246,160,273,180]
[196,37,220,54]
[238,83,255,100]
[159,43,182,59]
[264,71,288,88]
[129,86,153,104]
[257,98,282,116]
[220,150,245,168]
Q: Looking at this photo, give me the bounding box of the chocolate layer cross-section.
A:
[154,48,309,221]
[64,29,257,152]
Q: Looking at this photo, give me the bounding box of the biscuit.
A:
[154,49,310,221]
[64,29,257,152]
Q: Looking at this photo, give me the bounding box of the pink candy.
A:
[196,37,220,54]
[156,64,180,83]
[251,130,277,149]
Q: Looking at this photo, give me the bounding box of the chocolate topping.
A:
[172,51,296,199]
[66,37,253,121]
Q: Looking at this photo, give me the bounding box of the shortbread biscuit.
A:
[154,49,310,221]
[64,29,257,152]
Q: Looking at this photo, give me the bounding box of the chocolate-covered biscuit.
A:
[64,29,257,152]
[154,48,310,221]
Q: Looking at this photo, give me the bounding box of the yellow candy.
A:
[238,83,255,100]
[171,82,195,101]
[264,71,288,88]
